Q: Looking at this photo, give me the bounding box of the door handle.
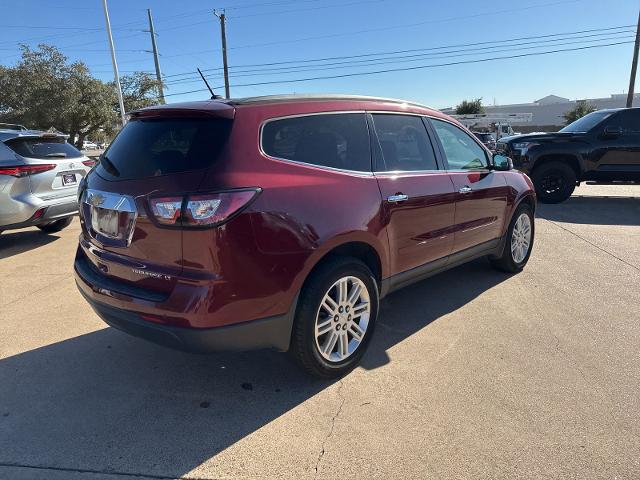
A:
[387,194,409,203]
[458,186,473,194]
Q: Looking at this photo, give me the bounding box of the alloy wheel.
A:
[314,276,370,363]
[511,213,532,263]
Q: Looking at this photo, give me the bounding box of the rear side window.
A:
[371,114,438,171]
[98,118,231,180]
[6,138,82,159]
[261,113,371,172]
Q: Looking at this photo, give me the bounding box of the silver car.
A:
[0,128,94,234]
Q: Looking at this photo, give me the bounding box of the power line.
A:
[225,0,586,50]
[163,40,632,98]
[162,33,636,87]
[159,24,634,81]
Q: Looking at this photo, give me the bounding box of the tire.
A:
[490,204,535,273]
[290,257,379,379]
[37,217,73,233]
[531,161,577,204]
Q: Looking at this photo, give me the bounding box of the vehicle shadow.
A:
[0,229,60,260]
[0,259,508,478]
[536,195,640,226]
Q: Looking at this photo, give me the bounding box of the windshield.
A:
[474,133,495,141]
[560,111,613,133]
[97,117,232,180]
[5,137,82,159]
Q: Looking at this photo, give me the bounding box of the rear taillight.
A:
[82,159,97,167]
[150,197,183,226]
[149,189,260,228]
[0,164,56,177]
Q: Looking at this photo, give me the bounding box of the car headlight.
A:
[512,142,539,155]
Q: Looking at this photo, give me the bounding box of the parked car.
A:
[82,140,98,150]
[0,129,95,234]
[497,107,640,203]
[74,95,536,378]
[472,131,497,150]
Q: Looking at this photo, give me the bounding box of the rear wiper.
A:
[45,153,67,158]
[99,154,120,177]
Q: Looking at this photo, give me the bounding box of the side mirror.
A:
[602,126,623,139]
[492,153,513,171]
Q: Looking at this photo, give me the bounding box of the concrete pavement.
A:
[0,183,638,479]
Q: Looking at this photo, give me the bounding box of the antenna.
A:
[197,68,218,99]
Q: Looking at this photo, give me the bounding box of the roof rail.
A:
[226,94,435,110]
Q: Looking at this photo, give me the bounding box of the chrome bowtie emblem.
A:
[88,192,105,207]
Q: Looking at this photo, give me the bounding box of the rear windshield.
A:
[6,137,82,159]
[97,117,232,180]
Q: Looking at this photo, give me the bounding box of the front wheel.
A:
[37,217,73,233]
[490,204,535,273]
[290,257,379,379]
[531,161,576,203]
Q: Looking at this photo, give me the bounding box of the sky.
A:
[0,0,637,109]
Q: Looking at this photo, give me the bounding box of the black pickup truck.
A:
[496,108,640,203]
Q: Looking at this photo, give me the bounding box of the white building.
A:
[442,93,640,131]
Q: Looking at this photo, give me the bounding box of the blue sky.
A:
[0,0,637,108]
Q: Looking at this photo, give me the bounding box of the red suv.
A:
[75,95,536,378]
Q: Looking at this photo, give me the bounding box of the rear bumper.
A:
[0,200,78,230]
[75,259,296,353]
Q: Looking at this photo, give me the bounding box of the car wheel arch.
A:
[533,153,582,179]
[297,238,386,296]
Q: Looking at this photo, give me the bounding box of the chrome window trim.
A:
[373,169,447,175]
[259,111,374,176]
[258,110,477,176]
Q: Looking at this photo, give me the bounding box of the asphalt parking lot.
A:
[0,183,639,480]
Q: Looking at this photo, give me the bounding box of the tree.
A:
[563,100,597,125]
[455,98,485,115]
[0,44,162,147]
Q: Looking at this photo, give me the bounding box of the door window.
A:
[261,113,371,172]
[603,110,640,133]
[431,119,488,170]
[371,114,438,171]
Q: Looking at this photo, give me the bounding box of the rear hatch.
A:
[4,134,88,200]
[78,105,235,294]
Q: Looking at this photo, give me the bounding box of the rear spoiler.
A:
[130,101,235,120]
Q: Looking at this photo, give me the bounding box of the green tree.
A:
[563,100,597,125]
[455,98,485,114]
[0,44,162,147]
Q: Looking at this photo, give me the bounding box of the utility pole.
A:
[626,7,640,108]
[147,9,165,103]
[214,10,230,99]
[102,0,126,127]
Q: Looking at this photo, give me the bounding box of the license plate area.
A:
[91,206,121,239]
[82,189,138,247]
[62,173,77,186]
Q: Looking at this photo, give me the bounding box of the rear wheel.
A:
[490,204,534,273]
[37,217,73,233]
[532,161,577,203]
[290,257,379,379]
